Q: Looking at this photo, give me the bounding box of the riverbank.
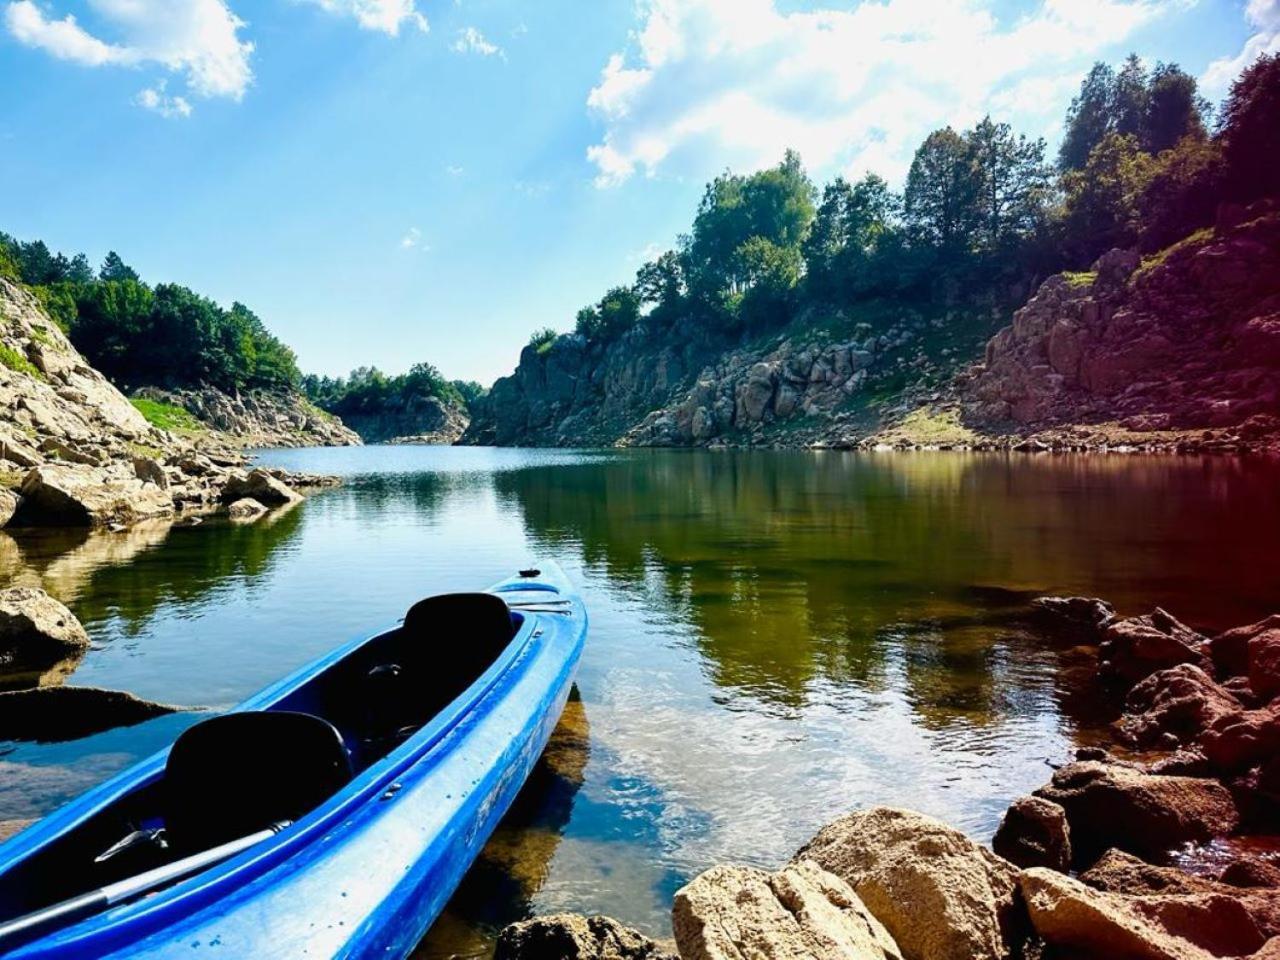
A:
[496,596,1280,960]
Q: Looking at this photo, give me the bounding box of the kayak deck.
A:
[0,562,586,959]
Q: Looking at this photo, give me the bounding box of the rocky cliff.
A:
[462,304,994,449]
[0,278,335,530]
[339,395,468,445]
[135,385,361,448]
[958,202,1280,449]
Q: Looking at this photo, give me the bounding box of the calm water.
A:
[3,447,1280,956]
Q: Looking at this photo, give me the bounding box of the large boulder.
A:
[1099,609,1210,685]
[1209,616,1280,679]
[494,915,676,960]
[793,807,1023,960]
[671,861,902,960]
[1200,703,1280,773]
[991,795,1071,872]
[1031,596,1116,638]
[220,469,301,508]
[1118,664,1243,749]
[1020,867,1264,959]
[226,497,267,522]
[1034,761,1240,864]
[0,586,90,672]
[14,464,174,527]
[0,489,18,527]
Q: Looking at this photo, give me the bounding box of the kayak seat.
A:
[354,593,516,751]
[164,711,354,853]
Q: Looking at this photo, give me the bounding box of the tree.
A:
[903,128,981,256]
[66,253,94,284]
[634,251,685,311]
[527,327,558,353]
[1113,54,1149,140]
[1060,62,1116,171]
[803,174,903,300]
[1144,63,1208,153]
[99,251,139,283]
[1136,135,1222,252]
[966,117,1051,254]
[1060,133,1155,265]
[1218,53,1280,204]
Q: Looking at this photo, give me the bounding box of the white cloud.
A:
[4,0,253,107]
[444,164,465,176]
[452,25,501,57]
[298,0,427,36]
[136,80,192,117]
[586,0,1163,187]
[400,226,427,250]
[1202,0,1280,99]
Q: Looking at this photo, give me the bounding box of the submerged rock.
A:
[494,914,676,960]
[1031,596,1116,638]
[0,819,34,843]
[991,795,1071,872]
[0,686,183,742]
[1020,866,1264,960]
[672,861,903,960]
[794,806,1023,960]
[0,586,89,673]
[226,497,268,522]
[1034,761,1240,864]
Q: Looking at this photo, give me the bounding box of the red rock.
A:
[992,796,1071,872]
[1035,761,1240,864]
[1250,630,1280,702]
[1100,609,1210,685]
[1032,596,1115,638]
[1118,665,1242,749]
[1222,859,1280,888]
[1201,704,1280,773]
[1211,616,1280,679]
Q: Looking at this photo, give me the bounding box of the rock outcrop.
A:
[794,806,1023,960]
[961,204,1280,449]
[339,395,468,444]
[671,861,902,960]
[134,385,360,448]
[494,915,677,960]
[0,685,183,741]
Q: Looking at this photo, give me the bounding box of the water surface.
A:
[2,447,1279,956]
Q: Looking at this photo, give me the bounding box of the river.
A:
[2,447,1279,956]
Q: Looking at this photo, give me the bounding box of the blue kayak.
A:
[0,562,586,958]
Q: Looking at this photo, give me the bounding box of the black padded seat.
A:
[164,711,353,853]
[400,592,516,676]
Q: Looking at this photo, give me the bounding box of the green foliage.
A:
[1136,135,1223,252]
[1060,133,1156,264]
[130,397,202,433]
[0,343,42,379]
[303,362,464,417]
[1219,53,1280,204]
[450,380,486,406]
[30,283,78,333]
[527,327,558,354]
[99,251,139,283]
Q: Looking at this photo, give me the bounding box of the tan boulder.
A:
[221,468,301,507]
[672,861,902,960]
[0,586,90,671]
[794,807,1022,960]
[0,488,18,527]
[15,463,173,527]
[1020,867,1264,959]
[992,795,1071,871]
[227,497,267,522]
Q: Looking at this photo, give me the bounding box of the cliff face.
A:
[462,306,995,449]
[960,203,1280,445]
[339,396,467,445]
[136,386,361,448]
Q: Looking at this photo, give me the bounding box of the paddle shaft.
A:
[0,822,289,946]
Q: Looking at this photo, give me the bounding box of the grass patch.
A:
[0,470,24,489]
[0,343,43,379]
[130,398,202,433]
[1061,270,1097,288]
[1135,226,1215,280]
[127,441,166,460]
[879,406,982,446]
[29,325,53,347]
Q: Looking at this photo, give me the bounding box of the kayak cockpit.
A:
[0,591,523,941]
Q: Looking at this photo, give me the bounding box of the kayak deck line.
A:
[0,561,587,959]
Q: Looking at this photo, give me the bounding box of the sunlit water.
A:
[3,447,1280,956]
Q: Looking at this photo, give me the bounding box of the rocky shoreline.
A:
[496,597,1280,960]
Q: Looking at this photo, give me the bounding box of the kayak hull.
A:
[0,563,586,959]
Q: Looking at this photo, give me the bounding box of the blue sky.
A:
[1,0,1275,385]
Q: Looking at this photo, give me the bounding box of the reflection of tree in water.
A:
[496,451,1280,730]
[0,504,306,634]
[411,691,590,960]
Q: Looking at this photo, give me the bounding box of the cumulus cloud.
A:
[452,26,501,57]
[1202,0,1280,99]
[298,0,427,36]
[4,0,254,108]
[586,0,1163,187]
[136,80,192,118]
[400,226,426,249]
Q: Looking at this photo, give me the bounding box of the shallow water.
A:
[2,447,1279,955]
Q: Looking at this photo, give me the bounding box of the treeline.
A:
[302,365,483,417]
[0,238,300,393]
[540,53,1280,353]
